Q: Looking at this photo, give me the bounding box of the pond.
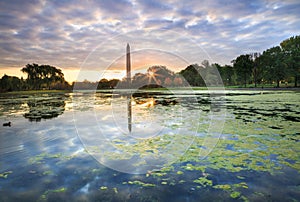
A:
[0,89,299,201]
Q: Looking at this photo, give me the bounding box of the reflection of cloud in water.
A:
[0,112,84,172]
[73,91,212,174]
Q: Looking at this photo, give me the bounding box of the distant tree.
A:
[205,62,222,86]
[179,64,205,86]
[147,65,175,83]
[173,76,183,86]
[280,35,300,87]
[21,63,68,90]
[164,77,173,86]
[98,78,110,89]
[252,53,264,87]
[260,46,286,87]
[0,75,23,92]
[232,54,254,87]
[108,79,120,88]
[132,72,148,88]
[215,64,235,86]
[73,80,97,90]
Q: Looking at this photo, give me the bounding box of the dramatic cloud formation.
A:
[0,0,299,81]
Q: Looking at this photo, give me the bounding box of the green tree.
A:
[232,54,254,87]
[214,63,235,86]
[250,52,263,88]
[252,53,265,87]
[280,35,300,87]
[260,46,286,87]
[179,64,205,86]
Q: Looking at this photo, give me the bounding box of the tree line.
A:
[69,35,300,89]
[0,64,70,92]
[0,35,299,92]
[216,35,300,87]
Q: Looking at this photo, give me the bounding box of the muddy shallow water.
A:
[0,89,299,201]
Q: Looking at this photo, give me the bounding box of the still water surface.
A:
[0,89,299,201]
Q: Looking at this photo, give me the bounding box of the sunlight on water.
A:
[0,90,299,201]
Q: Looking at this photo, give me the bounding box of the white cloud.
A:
[0,0,299,81]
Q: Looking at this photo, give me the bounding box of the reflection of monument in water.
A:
[126,43,132,132]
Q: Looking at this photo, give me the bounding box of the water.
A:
[0,89,299,201]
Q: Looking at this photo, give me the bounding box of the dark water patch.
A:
[269,125,283,129]
[283,115,300,122]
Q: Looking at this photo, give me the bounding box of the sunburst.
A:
[147,69,162,85]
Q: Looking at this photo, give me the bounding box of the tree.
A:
[250,52,262,88]
[280,35,300,87]
[173,76,183,86]
[203,62,222,86]
[260,46,286,87]
[98,78,110,89]
[164,77,173,86]
[132,72,148,88]
[179,64,205,86]
[215,64,235,86]
[147,65,175,82]
[0,75,23,92]
[21,63,67,90]
[232,54,254,87]
[252,53,265,87]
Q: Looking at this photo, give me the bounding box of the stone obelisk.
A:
[126,43,132,133]
[126,43,131,85]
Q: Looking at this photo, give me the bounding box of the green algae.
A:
[234,182,248,189]
[113,187,118,194]
[230,191,241,199]
[181,163,206,173]
[176,171,183,175]
[213,184,231,190]
[193,177,212,187]
[100,186,108,190]
[39,187,67,201]
[86,91,300,178]
[28,152,73,165]
[125,180,156,187]
[42,170,54,176]
[213,182,248,201]
[148,166,174,177]
[0,171,12,179]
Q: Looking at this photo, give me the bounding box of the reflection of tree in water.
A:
[24,96,65,121]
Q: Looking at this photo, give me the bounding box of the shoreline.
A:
[1,87,300,94]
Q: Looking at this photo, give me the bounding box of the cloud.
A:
[0,0,299,81]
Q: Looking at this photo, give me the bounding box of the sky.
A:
[0,0,299,82]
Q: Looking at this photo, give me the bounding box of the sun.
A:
[148,70,155,78]
[147,70,161,84]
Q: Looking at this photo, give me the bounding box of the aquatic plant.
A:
[124,180,156,187]
[0,171,12,178]
[230,191,241,199]
[193,177,213,187]
[39,187,67,201]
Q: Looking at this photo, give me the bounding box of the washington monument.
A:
[126,43,131,85]
[126,43,132,132]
